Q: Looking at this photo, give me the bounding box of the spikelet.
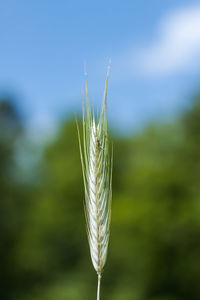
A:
[77,68,112,299]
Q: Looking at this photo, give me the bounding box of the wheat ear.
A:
[77,68,112,300]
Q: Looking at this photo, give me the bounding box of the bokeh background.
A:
[1,1,200,299]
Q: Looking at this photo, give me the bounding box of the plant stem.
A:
[97,273,101,300]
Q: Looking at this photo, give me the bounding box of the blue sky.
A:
[0,0,200,136]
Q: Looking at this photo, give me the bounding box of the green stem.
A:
[97,273,101,300]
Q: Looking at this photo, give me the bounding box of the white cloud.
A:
[137,5,200,76]
[27,110,58,143]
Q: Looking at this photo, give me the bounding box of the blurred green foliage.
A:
[1,95,200,300]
